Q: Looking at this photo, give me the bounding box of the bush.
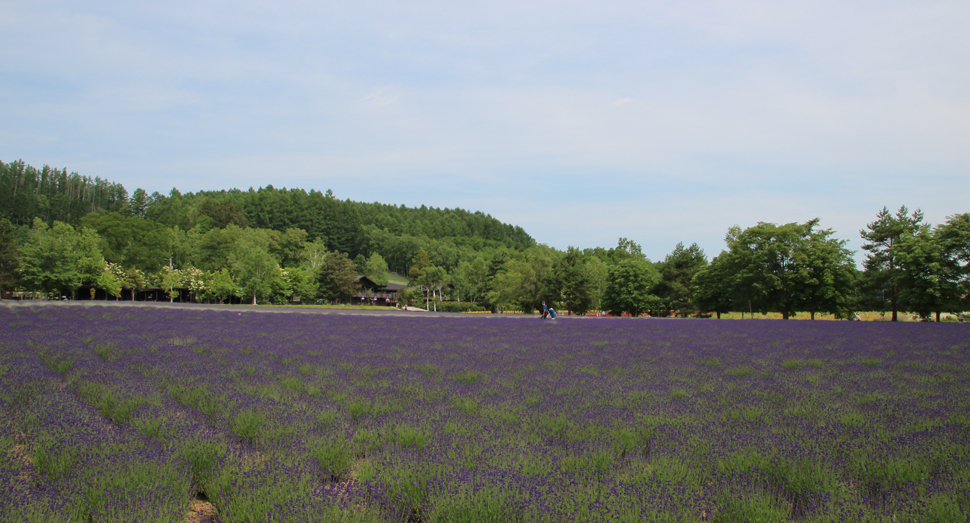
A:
[435,301,485,313]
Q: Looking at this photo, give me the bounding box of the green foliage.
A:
[0,160,128,227]
[208,268,237,304]
[364,252,389,285]
[452,256,489,303]
[719,218,856,319]
[896,224,963,321]
[317,251,358,303]
[231,228,284,305]
[313,441,353,479]
[5,158,966,318]
[551,247,597,315]
[231,409,267,444]
[0,218,21,295]
[654,242,708,315]
[19,218,105,298]
[79,211,172,272]
[283,266,318,303]
[454,369,487,385]
[712,491,789,522]
[389,425,429,449]
[691,254,734,318]
[486,248,556,313]
[418,266,448,311]
[861,206,925,321]
[602,254,660,316]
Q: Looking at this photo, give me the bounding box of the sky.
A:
[2,0,968,262]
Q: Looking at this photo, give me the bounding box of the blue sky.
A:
[2,0,968,262]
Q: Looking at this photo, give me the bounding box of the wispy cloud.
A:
[360,87,399,108]
[612,98,631,105]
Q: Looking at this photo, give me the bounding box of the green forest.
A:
[1,159,968,321]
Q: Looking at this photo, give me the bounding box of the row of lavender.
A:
[2,305,969,522]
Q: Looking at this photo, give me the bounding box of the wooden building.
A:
[354,276,405,306]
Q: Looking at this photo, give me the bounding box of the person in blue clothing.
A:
[541,301,549,319]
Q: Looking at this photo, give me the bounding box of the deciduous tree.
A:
[0,218,21,296]
[691,254,734,319]
[654,242,708,316]
[860,206,924,321]
[602,257,660,317]
[938,213,970,305]
[365,253,389,286]
[317,252,358,303]
[797,225,857,320]
[230,229,280,305]
[20,219,104,298]
[552,247,596,315]
[896,225,962,321]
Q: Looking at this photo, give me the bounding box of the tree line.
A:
[0,160,967,320]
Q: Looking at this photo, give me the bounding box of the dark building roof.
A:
[356,275,405,293]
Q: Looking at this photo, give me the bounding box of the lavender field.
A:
[1,305,969,522]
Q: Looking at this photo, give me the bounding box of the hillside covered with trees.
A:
[1,160,968,320]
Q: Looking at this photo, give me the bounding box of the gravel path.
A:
[0,299,571,319]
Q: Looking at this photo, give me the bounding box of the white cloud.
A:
[359,87,400,108]
[1,0,968,252]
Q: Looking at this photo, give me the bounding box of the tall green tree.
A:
[486,250,554,313]
[896,225,962,321]
[552,247,596,315]
[723,219,853,320]
[602,257,660,317]
[860,206,924,321]
[121,267,147,302]
[194,225,245,272]
[654,242,708,316]
[130,188,149,218]
[230,228,280,305]
[691,254,735,319]
[208,269,238,304]
[409,248,432,282]
[938,213,970,304]
[317,252,358,303]
[453,256,488,302]
[0,218,21,296]
[284,267,319,304]
[95,269,122,300]
[364,253,389,286]
[268,228,308,268]
[719,221,796,318]
[80,211,172,272]
[301,239,329,270]
[20,219,104,298]
[797,225,857,319]
[420,266,448,311]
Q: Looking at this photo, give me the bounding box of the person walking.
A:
[541,301,549,319]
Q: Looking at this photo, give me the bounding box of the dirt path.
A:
[0,300,580,319]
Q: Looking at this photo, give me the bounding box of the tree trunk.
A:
[782,310,789,320]
[936,311,941,322]
[810,311,816,320]
[891,286,898,321]
[253,293,257,305]
[716,311,721,319]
